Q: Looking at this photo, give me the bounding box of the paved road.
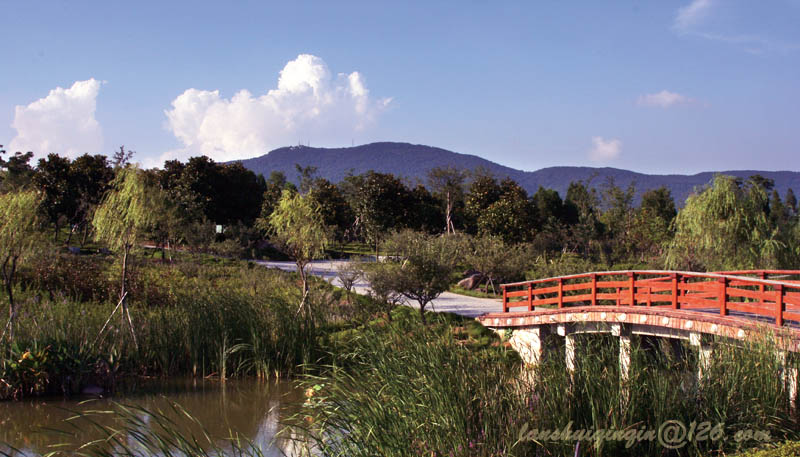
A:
[256,260,501,318]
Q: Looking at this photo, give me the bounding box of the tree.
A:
[408,184,443,234]
[0,146,34,193]
[92,166,161,347]
[565,180,603,257]
[382,231,459,324]
[630,187,676,261]
[427,166,467,234]
[599,179,637,264]
[785,188,798,217]
[69,154,114,245]
[477,179,534,244]
[111,145,135,168]
[0,191,43,342]
[33,154,76,241]
[348,172,413,258]
[359,261,405,321]
[309,178,353,242]
[464,171,502,234]
[665,175,778,271]
[264,189,331,313]
[464,235,527,294]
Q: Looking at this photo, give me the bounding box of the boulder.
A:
[458,273,484,290]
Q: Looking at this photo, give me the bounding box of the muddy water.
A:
[0,378,307,456]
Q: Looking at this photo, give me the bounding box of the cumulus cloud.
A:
[158,54,391,165]
[637,90,694,108]
[8,79,103,160]
[673,0,714,32]
[589,137,622,162]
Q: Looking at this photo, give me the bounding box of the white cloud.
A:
[8,79,103,161]
[673,0,714,32]
[157,54,391,166]
[589,137,622,162]
[637,90,694,108]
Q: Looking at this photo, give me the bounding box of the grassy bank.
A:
[0,250,366,400]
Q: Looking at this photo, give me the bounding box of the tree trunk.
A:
[445,191,454,235]
[418,302,427,325]
[54,220,59,242]
[81,222,90,247]
[1,256,18,343]
[120,245,138,349]
[66,225,74,245]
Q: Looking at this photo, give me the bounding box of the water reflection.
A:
[0,378,305,456]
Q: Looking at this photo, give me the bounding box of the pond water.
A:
[0,378,306,456]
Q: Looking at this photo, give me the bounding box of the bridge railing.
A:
[500,270,800,327]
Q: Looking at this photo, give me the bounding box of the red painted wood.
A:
[528,283,533,312]
[629,272,636,306]
[499,270,800,327]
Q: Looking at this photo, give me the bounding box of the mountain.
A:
[235,142,800,205]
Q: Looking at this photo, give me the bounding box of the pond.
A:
[0,378,306,456]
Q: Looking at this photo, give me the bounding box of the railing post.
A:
[528,283,533,312]
[646,287,652,307]
[591,273,597,306]
[628,272,636,306]
[671,273,679,310]
[557,278,564,308]
[776,284,785,326]
[502,286,508,313]
[759,271,766,297]
[719,277,728,316]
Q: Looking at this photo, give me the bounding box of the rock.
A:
[458,273,484,290]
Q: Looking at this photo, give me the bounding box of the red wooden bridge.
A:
[477,270,800,405]
[478,270,800,350]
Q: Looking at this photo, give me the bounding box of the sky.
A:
[1,0,799,174]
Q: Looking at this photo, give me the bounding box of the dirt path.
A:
[256,260,501,318]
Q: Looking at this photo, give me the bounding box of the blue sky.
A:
[1,0,798,174]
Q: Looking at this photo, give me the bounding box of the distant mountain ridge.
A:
[235,142,800,205]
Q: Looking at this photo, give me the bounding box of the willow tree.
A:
[665,175,777,271]
[92,166,160,347]
[263,189,330,313]
[0,190,43,342]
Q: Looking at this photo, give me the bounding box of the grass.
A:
[0,249,348,400]
[295,322,800,457]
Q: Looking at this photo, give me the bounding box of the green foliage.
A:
[734,442,800,457]
[265,190,330,272]
[92,166,161,252]
[0,146,34,192]
[666,175,787,271]
[478,178,535,243]
[0,190,43,266]
[381,231,461,323]
[0,189,44,341]
[463,234,529,292]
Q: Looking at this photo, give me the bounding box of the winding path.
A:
[256,260,500,318]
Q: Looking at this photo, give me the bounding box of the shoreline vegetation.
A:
[2,150,800,455]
